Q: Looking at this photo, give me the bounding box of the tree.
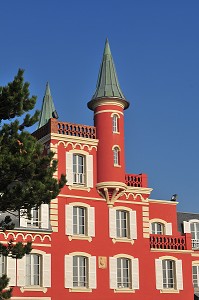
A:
[0,69,66,298]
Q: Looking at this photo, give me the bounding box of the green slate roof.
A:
[92,39,126,101]
[38,82,58,129]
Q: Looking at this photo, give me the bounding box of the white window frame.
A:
[183,219,199,249]
[0,255,6,277]
[162,259,175,289]
[73,154,85,185]
[26,254,41,286]
[192,265,199,289]
[113,147,120,166]
[65,203,95,241]
[151,222,164,234]
[112,114,119,133]
[73,206,87,236]
[27,207,40,228]
[155,257,183,292]
[116,210,129,238]
[20,204,49,229]
[150,219,172,235]
[65,252,96,291]
[73,256,88,288]
[109,255,139,291]
[117,257,131,289]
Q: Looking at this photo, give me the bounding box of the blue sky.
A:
[1,1,199,212]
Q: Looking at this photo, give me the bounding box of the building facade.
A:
[1,40,199,300]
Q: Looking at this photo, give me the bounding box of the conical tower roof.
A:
[38,82,58,129]
[88,39,129,110]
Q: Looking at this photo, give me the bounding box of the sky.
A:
[0,1,199,213]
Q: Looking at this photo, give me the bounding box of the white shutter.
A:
[7,256,16,286]
[86,155,93,188]
[165,223,172,235]
[176,260,183,290]
[42,254,51,287]
[66,152,73,185]
[132,258,139,289]
[109,257,117,289]
[109,208,116,238]
[155,259,163,290]
[17,255,26,286]
[19,209,27,227]
[64,255,73,288]
[183,221,191,233]
[130,210,137,240]
[88,207,95,237]
[65,205,73,235]
[40,204,49,229]
[89,256,96,289]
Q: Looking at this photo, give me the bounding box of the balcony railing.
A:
[150,235,186,250]
[192,239,199,250]
[125,173,148,188]
[33,118,96,140]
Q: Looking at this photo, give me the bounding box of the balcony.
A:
[125,173,148,188]
[150,234,186,250]
[33,118,96,140]
[192,239,199,250]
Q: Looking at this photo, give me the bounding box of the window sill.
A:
[20,286,47,293]
[112,238,134,245]
[113,131,120,134]
[114,288,135,293]
[69,288,92,293]
[113,164,121,168]
[68,235,92,242]
[160,289,179,293]
[68,185,91,192]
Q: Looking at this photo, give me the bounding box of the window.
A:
[109,256,139,291]
[109,208,137,241]
[116,210,129,238]
[117,258,131,289]
[20,204,49,229]
[151,222,164,234]
[65,204,95,240]
[0,255,6,276]
[27,208,40,227]
[73,206,87,235]
[155,258,183,291]
[66,152,93,188]
[112,114,119,133]
[26,254,41,286]
[113,147,119,165]
[183,220,199,249]
[65,253,96,290]
[73,154,85,185]
[73,256,88,287]
[162,260,175,289]
[192,265,199,289]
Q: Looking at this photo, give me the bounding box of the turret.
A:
[87,39,129,206]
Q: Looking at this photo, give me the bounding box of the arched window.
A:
[162,259,176,289]
[73,154,85,184]
[151,222,164,234]
[73,206,87,235]
[117,257,131,289]
[113,147,120,166]
[73,256,88,287]
[116,210,129,238]
[112,114,119,133]
[26,254,41,286]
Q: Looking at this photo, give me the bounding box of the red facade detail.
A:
[150,234,186,250]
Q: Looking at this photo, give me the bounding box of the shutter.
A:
[109,208,116,238]
[66,152,73,185]
[88,207,95,237]
[155,259,163,290]
[165,223,172,235]
[65,205,73,235]
[109,257,117,289]
[40,204,49,229]
[19,209,27,227]
[183,221,191,233]
[86,155,93,188]
[17,255,26,286]
[176,260,183,290]
[89,256,96,289]
[130,210,137,240]
[7,256,16,286]
[132,258,139,289]
[64,255,73,288]
[42,254,51,287]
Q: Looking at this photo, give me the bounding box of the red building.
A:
[2,39,199,300]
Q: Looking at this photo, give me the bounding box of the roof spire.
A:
[88,39,129,110]
[38,82,58,129]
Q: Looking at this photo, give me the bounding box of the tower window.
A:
[73,154,85,185]
[113,147,120,166]
[112,114,119,133]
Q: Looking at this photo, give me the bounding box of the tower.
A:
[87,39,129,206]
